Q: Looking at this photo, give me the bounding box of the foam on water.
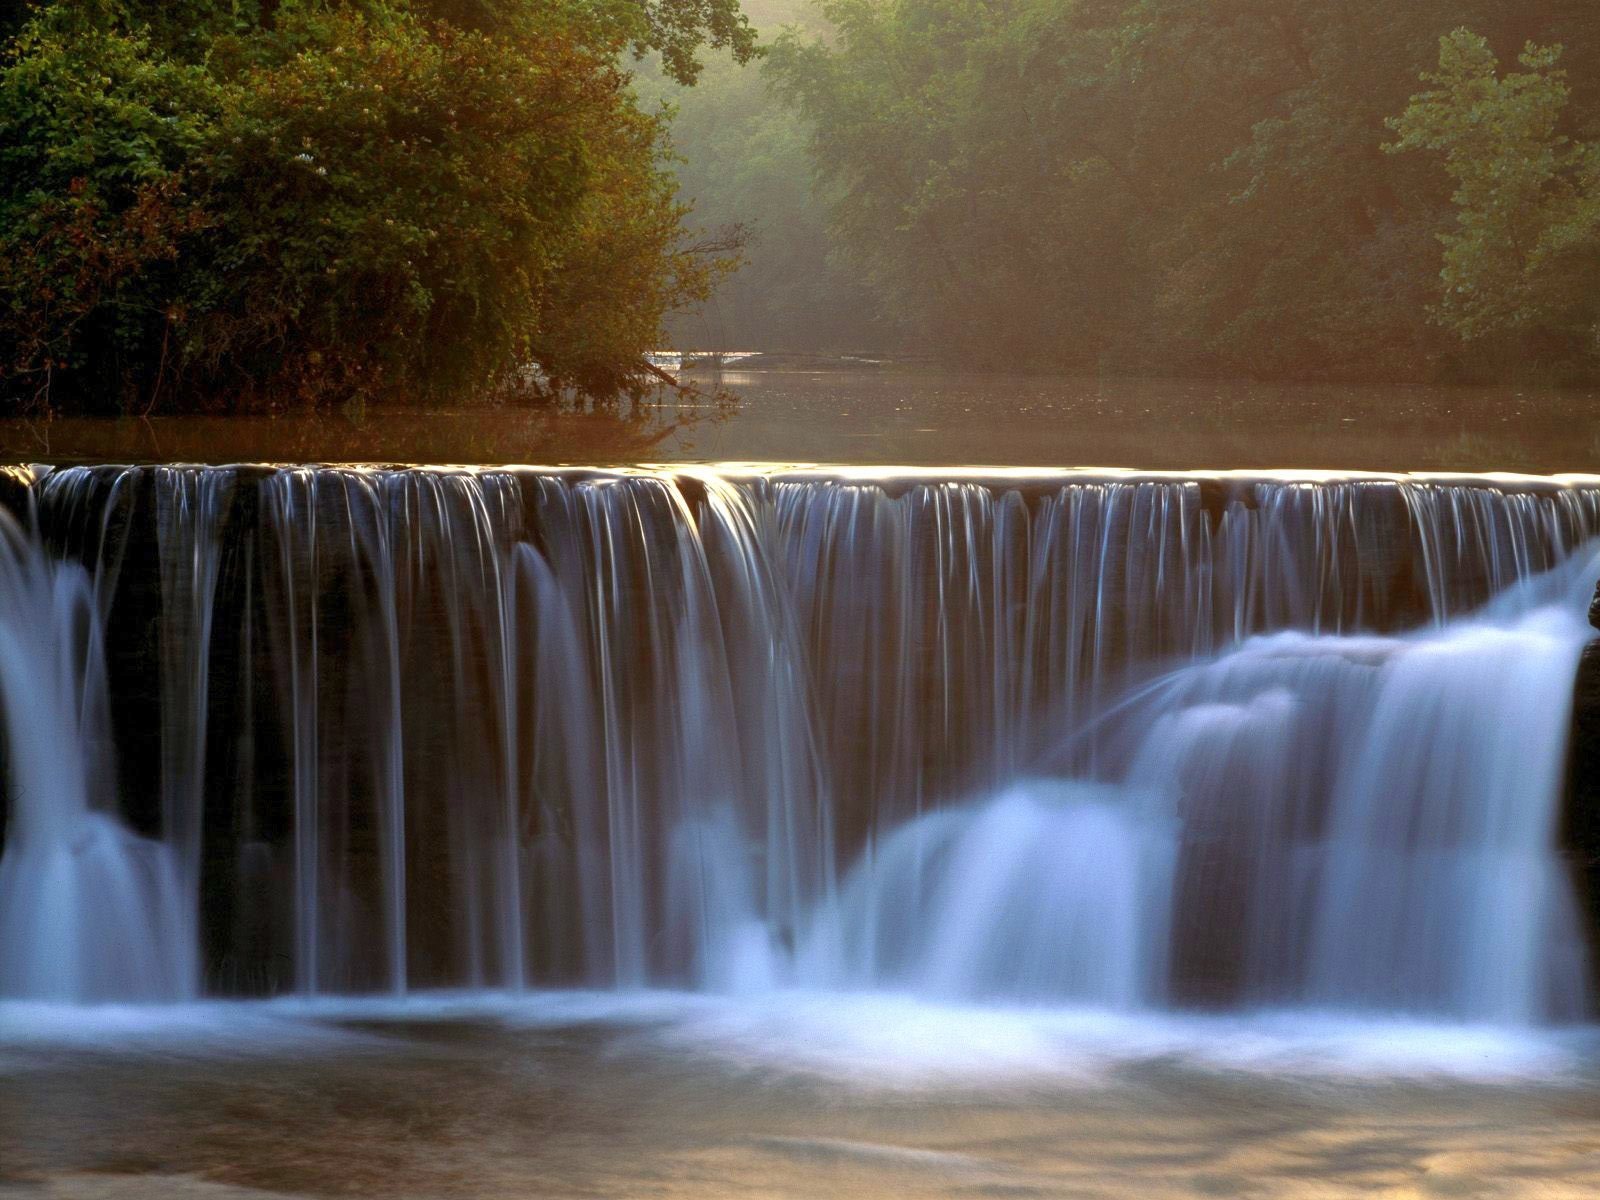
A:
[1,990,1587,1087]
[612,993,1596,1086]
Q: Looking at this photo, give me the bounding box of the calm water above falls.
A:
[686,371,1600,473]
[2,460,1600,1197]
[4,369,1600,470]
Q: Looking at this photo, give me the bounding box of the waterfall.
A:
[0,465,1596,1021]
[0,507,192,1002]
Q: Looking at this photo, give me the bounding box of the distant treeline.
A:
[5,1,1596,416]
[0,0,753,415]
[667,1,1600,383]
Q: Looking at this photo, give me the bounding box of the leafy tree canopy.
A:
[1388,29,1600,360]
[767,0,1600,382]
[0,0,746,414]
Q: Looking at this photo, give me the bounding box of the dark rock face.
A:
[1565,633,1600,992]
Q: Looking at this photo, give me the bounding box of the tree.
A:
[768,0,1370,373]
[0,0,746,414]
[405,0,758,84]
[1388,29,1600,368]
[0,12,219,411]
[766,0,1598,382]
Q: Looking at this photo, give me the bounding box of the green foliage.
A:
[0,13,219,409]
[0,0,744,413]
[630,0,759,84]
[768,0,1221,370]
[12,0,1597,405]
[410,0,757,84]
[1388,29,1600,365]
[531,57,738,396]
[767,0,1600,381]
[194,8,610,405]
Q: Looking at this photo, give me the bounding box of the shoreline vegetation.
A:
[1,1,1597,421]
[0,0,757,417]
[731,0,1600,386]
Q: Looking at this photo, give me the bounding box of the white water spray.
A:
[0,510,191,1002]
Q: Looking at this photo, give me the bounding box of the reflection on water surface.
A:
[2,369,1597,471]
[2,996,1599,1199]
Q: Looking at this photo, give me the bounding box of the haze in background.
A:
[657,0,1600,385]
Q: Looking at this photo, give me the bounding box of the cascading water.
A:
[0,506,192,1002]
[790,566,1595,1020]
[794,779,1170,1007]
[0,465,1596,1024]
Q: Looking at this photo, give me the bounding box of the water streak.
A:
[0,508,191,1001]
[0,466,1596,1022]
